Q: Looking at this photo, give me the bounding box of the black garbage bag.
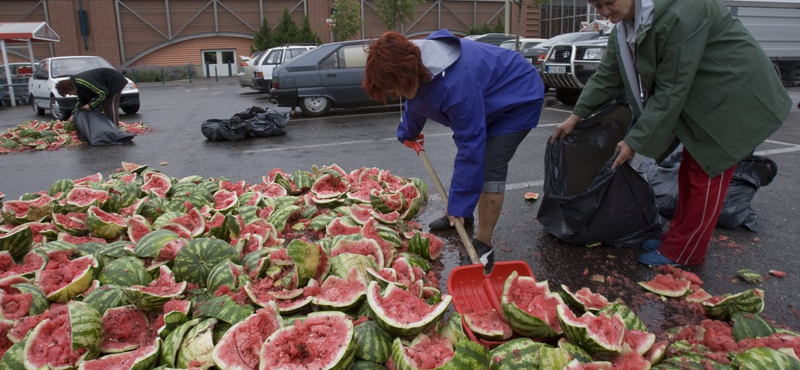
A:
[201,106,289,141]
[537,101,665,246]
[639,146,777,232]
[72,109,135,146]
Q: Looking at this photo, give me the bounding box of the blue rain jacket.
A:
[398,29,544,217]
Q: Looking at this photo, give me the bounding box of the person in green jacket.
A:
[552,0,791,266]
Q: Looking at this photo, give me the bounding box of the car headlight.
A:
[124,82,137,91]
[583,48,603,60]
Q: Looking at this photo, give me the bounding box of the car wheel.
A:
[555,88,581,105]
[50,96,70,121]
[298,96,332,117]
[122,103,140,115]
[31,95,45,116]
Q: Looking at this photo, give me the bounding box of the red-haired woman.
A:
[363,29,545,269]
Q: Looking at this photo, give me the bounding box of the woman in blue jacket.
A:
[363,29,545,268]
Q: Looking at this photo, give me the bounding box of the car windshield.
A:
[51,58,114,78]
[499,41,517,50]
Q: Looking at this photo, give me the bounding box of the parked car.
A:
[464,33,517,46]
[1,62,35,106]
[270,40,398,117]
[526,31,604,91]
[251,44,316,93]
[28,56,140,120]
[237,54,258,89]
[499,38,547,62]
[542,38,609,105]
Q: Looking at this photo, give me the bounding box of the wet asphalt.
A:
[1,78,799,333]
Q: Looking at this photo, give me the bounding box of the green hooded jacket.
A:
[573,0,792,177]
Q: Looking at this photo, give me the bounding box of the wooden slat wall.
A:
[0,0,53,64]
[119,0,171,61]
[130,35,251,66]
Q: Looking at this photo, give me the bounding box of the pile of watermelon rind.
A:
[1,162,798,370]
[0,119,149,154]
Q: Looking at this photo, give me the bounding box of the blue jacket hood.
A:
[412,29,461,78]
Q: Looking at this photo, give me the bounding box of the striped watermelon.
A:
[0,225,33,261]
[560,285,609,313]
[701,289,765,320]
[488,338,549,370]
[99,305,149,353]
[133,229,180,258]
[732,347,800,370]
[366,281,451,337]
[638,274,691,298]
[557,304,626,357]
[599,303,648,332]
[123,266,187,311]
[313,268,367,311]
[34,253,98,302]
[86,206,127,240]
[160,318,202,367]
[173,238,240,287]
[194,295,255,326]
[538,346,572,370]
[207,260,246,294]
[731,312,776,341]
[500,272,565,339]
[1,195,54,225]
[259,311,355,370]
[211,303,282,370]
[353,321,392,364]
[177,318,218,368]
[48,179,75,197]
[79,338,160,370]
[98,256,152,287]
[9,283,49,317]
[82,285,129,314]
[407,232,443,261]
[23,302,103,370]
[391,335,489,370]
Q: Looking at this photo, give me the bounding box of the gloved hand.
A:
[403,134,425,154]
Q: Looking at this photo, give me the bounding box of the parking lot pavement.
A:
[1,79,799,331]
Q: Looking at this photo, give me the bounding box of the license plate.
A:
[547,66,566,74]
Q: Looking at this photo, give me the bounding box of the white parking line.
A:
[764,139,800,147]
[754,146,800,156]
[545,107,574,113]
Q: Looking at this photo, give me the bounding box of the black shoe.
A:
[462,238,495,273]
[429,216,474,231]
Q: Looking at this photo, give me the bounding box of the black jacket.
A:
[70,68,128,110]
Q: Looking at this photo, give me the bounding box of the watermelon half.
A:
[100,305,150,353]
[637,274,691,298]
[23,302,103,370]
[34,252,98,302]
[366,281,451,337]
[123,265,187,311]
[500,271,564,339]
[211,302,282,370]
[259,311,355,370]
[78,338,160,370]
[557,304,626,357]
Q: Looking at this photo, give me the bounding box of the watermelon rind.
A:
[637,275,691,298]
[311,173,350,199]
[312,268,367,311]
[0,224,34,261]
[206,260,245,294]
[407,232,441,261]
[0,336,27,370]
[350,361,389,370]
[599,303,648,332]
[133,229,180,258]
[463,309,512,341]
[353,321,392,364]
[86,206,127,240]
[82,285,129,314]
[286,239,322,287]
[732,347,800,370]
[194,295,255,326]
[68,301,104,351]
[258,311,355,370]
[701,289,765,320]
[173,238,240,287]
[35,255,98,303]
[176,318,218,369]
[500,273,565,339]
[99,305,148,353]
[366,281,452,337]
[438,312,467,347]
[160,318,202,367]
[558,338,593,362]
[99,256,152,287]
[331,238,384,270]
[79,338,160,370]
[731,312,776,341]
[556,304,626,357]
[211,302,282,370]
[391,336,490,370]
[330,253,378,283]
[488,338,548,370]
[10,283,49,316]
[560,284,608,313]
[538,346,572,370]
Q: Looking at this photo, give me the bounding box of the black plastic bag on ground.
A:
[72,109,135,146]
[639,146,777,232]
[537,101,665,246]
[201,106,288,141]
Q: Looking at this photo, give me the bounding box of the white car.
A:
[251,44,316,93]
[28,56,140,120]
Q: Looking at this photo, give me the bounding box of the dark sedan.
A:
[270,40,398,117]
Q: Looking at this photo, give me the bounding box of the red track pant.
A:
[658,148,736,265]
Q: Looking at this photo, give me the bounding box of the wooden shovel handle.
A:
[417,150,480,265]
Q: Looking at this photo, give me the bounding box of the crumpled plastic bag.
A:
[72,109,135,146]
[201,106,289,142]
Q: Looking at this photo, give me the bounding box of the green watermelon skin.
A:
[173,238,239,287]
[98,256,152,287]
[160,318,202,367]
[133,230,180,258]
[731,313,776,341]
[82,285,129,314]
[701,289,765,320]
[0,225,33,261]
[599,303,648,332]
[488,338,547,370]
[353,321,392,364]
[732,347,800,370]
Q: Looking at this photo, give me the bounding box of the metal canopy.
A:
[1,22,60,107]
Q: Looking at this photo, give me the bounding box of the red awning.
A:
[0,22,60,43]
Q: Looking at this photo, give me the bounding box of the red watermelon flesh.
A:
[66,188,109,207]
[623,329,655,355]
[656,265,703,286]
[126,216,151,243]
[464,309,513,340]
[142,174,171,198]
[156,238,187,261]
[0,292,33,320]
[28,223,58,243]
[80,339,158,370]
[403,333,454,369]
[0,319,13,356]
[392,258,416,284]
[326,218,361,236]
[611,352,650,370]
[24,306,87,369]
[170,209,204,236]
[7,313,47,343]
[331,240,383,266]
[316,269,367,303]
[53,212,87,230]
[573,287,610,311]
[214,190,238,210]
[59,234,107,245]
[260,313,352,369]
[74,173,103,184]
[560,308,626,351]
[220,180,248,196]
[101,306,149,352]
[506,277,562,333]
[0,251,46,279]
[370,283,439,323]
[89,207,126,226]
[312,174,349,197]
[137,266,185,296]
[160,223,193,240]
[362,218,395,264]
[36,254,94,296]
[213,306,282,370]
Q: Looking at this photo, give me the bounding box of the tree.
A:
[298,16,322,44]
[252,18,274,52]
[272,9,301,46]
[491,18,505,33]
[374,0,424,31]
[332,0,363,41]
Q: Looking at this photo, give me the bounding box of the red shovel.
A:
[404,134,535,348]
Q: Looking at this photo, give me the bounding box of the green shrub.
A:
[128,64,196,83]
